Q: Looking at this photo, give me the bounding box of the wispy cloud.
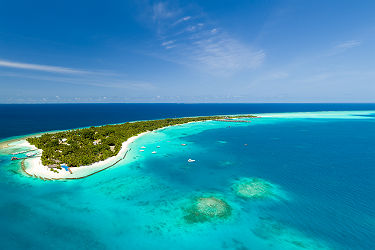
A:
[191,37,265,71]
[335,40,361,49]
[152,2,178,20]
[0,59,89,74]
[0,71,156,90]
[161,40,175,46]
[0,58,156,91]
[149,1,265,74]
[181,16,191,21]
[173,16,191,26]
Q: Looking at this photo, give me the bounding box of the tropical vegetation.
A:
[27,115,256,167]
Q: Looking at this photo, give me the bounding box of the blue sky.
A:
[0,0,374,103]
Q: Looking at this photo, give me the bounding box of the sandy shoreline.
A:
[1,110,373,181]
[21,131,150,180]
[257,110,375,119]
[0,132,47,149]
[1,121,204,180]
[16,121,208,180]
[2,116,259,180]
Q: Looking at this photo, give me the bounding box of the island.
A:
[21,114,256,179]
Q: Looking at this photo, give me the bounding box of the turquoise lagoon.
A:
[0,111,374,249]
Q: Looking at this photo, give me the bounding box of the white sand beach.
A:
[8,117,257,180]
[257,110,375,119]
[22,131,150,179]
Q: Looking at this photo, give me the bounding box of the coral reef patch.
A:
[183,196,232,223]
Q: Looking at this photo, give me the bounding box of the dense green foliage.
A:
[27,115,256,167]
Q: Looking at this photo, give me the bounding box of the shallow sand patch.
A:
[232,177,281,200]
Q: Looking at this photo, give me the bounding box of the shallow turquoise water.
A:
[0,111,374,249]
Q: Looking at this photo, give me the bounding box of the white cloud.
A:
[151,2,265,73]
[335,40,361,49]
[161,40,175,46]
[0,59,88,74]
[173,16,191,25]
[191,37,265,71]
[186,25,197,32]
[0,71,156,90]
[152,2,177,20]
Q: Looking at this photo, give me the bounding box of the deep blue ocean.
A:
[0,104,374,249]
[1,103,375,140]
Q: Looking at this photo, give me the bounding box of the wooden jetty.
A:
[11,154,40,161]
[11,149,37,155]
[12,156,28,161]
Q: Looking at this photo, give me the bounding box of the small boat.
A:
[152,151,157,154]
[156,146,160,148]
[139,150,145,152]
[141,146,146,149]
[181,143,187,146]
[11,157,18,161]
[188,159,195,163]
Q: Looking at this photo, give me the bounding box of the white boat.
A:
[152,151,157,154]
[141,146,146,149]
[188,159,196,162]
[139,150,145,152]
[181,143,187,146]
[156,146,160,148]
